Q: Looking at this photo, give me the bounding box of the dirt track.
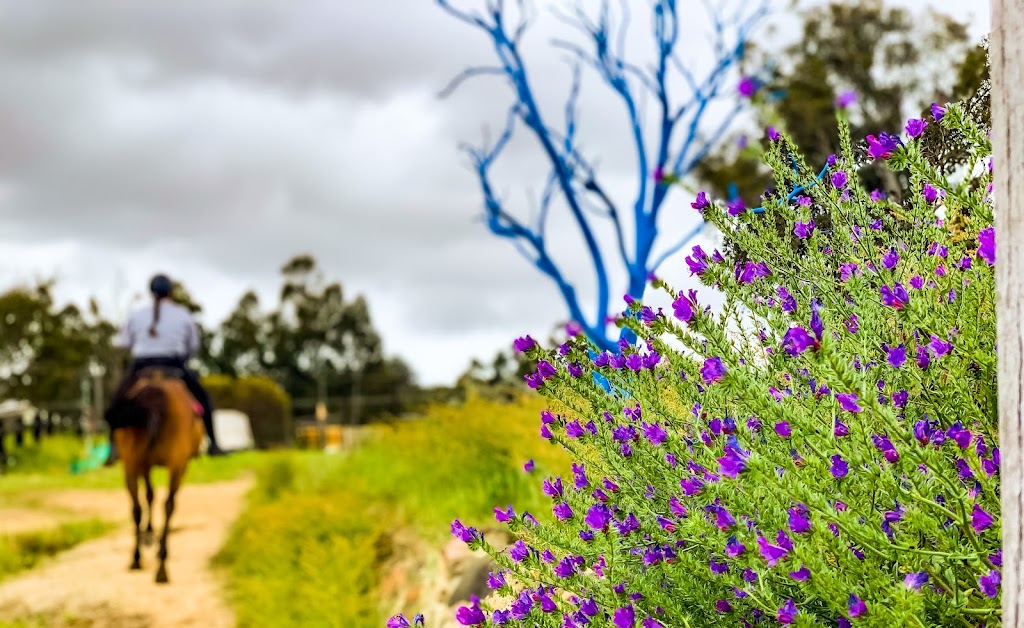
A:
[0,477,251,627]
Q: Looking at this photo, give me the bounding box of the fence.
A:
[0,405,85,469]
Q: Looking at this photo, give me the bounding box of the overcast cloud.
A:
[0,0,990,385]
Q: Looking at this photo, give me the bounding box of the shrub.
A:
[392,97,999,627]
[203,375,293,448]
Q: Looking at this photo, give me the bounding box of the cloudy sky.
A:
[0,0,990,386]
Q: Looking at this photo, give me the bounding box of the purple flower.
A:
[565,420,585,439]
[835,90,857,108]
[767,126,780,141]
[835,420,849,437]
[487,571,507,589]
[777,599,797,625]
[831,454,849,479]
[922,183,944,204]
[886,344,907,368]
[738,261,771,283]
[710,559,729,575]
[836,393,863,413]
[905,572,929,591]
[388,615,411,628]
[701,357,727,384]
[613,606,636,628]
[757,535,789,566]
[553,502,573,521]
[715,600,732,613]
[775,421,792,438]
[905,118,927,137]
[788,507,811,534]
[848,594,867,618]
[451,519,479,543]
[947,422,971,449]
[523,459,534,472]
[718,450,747,479]
[494,505,515,523]
[686,246,709,275]
[782,327,818,355]
[880,283,909,309]
[456,596,487,626]
[715,506,736,530]
[509,540,529,562]
[882,249,899,270]
[728,198,747,216]
[644,422,668,446]
[537,360,557,379]
[778,286,797,312]
[513,336,536,352]
[916,345,931,370]
[738,76,758,98]
[672,289,699,323]
[931,103,946,122]
[866,133,900,160]
[980,570,1000,598]
[929,333,950,358]
[972,504,994,533]
[794,220,815,239]
[789,565,810,581]
[725,536,747,558]
[585,504,611,530]
[978,226,995,265]
[831,171,848,189]
[691,191,710,211]
[839,263,859,282]
[870,189,886,202]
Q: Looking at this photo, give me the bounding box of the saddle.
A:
[108,368,203,431]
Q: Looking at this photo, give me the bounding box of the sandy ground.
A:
[0,477,251,627]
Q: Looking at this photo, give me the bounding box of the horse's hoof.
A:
[155,566,169,584]
[130,561,142,571]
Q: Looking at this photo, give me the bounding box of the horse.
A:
[112,366,205,584]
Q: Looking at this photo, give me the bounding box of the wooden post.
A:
[993,0,1024,622]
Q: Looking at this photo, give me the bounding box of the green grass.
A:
[0,519,114,583]
[215,395,570,628]
[0,434,270,500]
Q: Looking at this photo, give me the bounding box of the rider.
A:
[104,274,225,464]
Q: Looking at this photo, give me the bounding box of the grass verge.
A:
[0,519,114,583]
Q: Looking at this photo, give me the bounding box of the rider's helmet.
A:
[149,274,173,298]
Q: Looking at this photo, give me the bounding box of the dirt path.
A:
[0,477,252,628]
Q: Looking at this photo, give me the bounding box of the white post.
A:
[993,0,1024,623]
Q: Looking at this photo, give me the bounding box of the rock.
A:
[446,555,497,606]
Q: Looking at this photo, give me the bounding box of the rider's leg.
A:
[178,368,224,455]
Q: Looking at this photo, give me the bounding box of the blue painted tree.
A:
[438,0,769,351]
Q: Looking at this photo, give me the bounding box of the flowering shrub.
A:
[390,96,998,627]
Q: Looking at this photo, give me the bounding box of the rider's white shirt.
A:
[115,301,200,359]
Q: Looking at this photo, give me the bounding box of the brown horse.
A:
[113,367,205,584]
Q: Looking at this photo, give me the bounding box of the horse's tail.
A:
[132,384,167,449]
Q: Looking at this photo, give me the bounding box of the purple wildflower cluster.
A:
[389,97,1001,628]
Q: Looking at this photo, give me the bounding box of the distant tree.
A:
[696,0,983,208]
[205,255,413,422]
[0,282,115,405]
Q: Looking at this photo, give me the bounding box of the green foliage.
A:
[0,519,113,582]
[216,396,570,626]
[203,374,293,448]
[433,99,999,626]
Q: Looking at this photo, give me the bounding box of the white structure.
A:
[0,399,37,422]
[206,408,255,452]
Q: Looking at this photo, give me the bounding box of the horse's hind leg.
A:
[155,467,183,584]
[126,470,143,571]
[143,469,155,545]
